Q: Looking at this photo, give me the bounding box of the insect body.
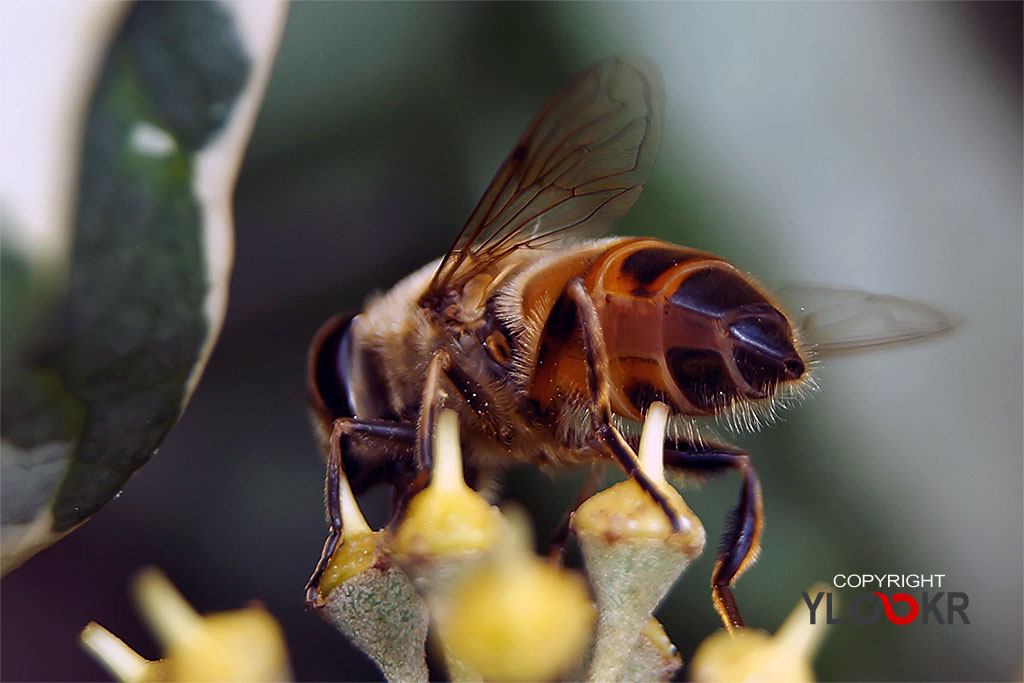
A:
[306,57,954,630]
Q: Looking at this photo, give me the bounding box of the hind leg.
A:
[561,277,686,531]
[664,441,763,631]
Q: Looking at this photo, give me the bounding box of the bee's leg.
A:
[385,349,456,524]
[307,343,456,604]
[563,277,684,531]
[414,349,452,473]
[664,441,763,631]
[309,344,451,604]
[306,416,416,606]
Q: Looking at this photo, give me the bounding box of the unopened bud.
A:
[690,583,829,682]
[572,403,704,681]
[312,449,429,683]
[80,568,291,682]
[389,410,502,593]
[438,511,595,681]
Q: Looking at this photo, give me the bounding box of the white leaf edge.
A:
[0,440,75,571]
[0,0,289,574]
[0,1,128,276]
[184,0,289,405]
[0,0,130,576]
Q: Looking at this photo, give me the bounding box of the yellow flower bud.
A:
[390,410,500,559]
[315,465,382,597]
[164,606,290,683]
[133,568,291,682]
[690,584,829,682]
[311,440,430,682]
[572,477,703,552]
[80,567,291,682]
[319,530,380,595]
[390,483,500,557]
[439,544,594,681]
[572,402,703,682]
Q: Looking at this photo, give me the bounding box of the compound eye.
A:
[308,314,357,419]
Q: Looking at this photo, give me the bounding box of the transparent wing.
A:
[776,283,960,355]
[427,56,663,295]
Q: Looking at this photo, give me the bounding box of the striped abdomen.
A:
[527,238,806,421]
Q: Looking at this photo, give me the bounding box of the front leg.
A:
[563,277,686,532]
[305,417,416,606]
[663,439,764,631]
[307,350,452,606]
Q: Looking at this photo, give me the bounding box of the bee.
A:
[305,56,955,630]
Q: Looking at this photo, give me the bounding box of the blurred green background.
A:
[2,3,1021,681]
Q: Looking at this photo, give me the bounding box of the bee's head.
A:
[307,313,409,493]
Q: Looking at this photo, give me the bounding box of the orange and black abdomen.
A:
[528,238,806,421]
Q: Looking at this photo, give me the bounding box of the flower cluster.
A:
[307,404,719,682]
[80,404,828,682]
